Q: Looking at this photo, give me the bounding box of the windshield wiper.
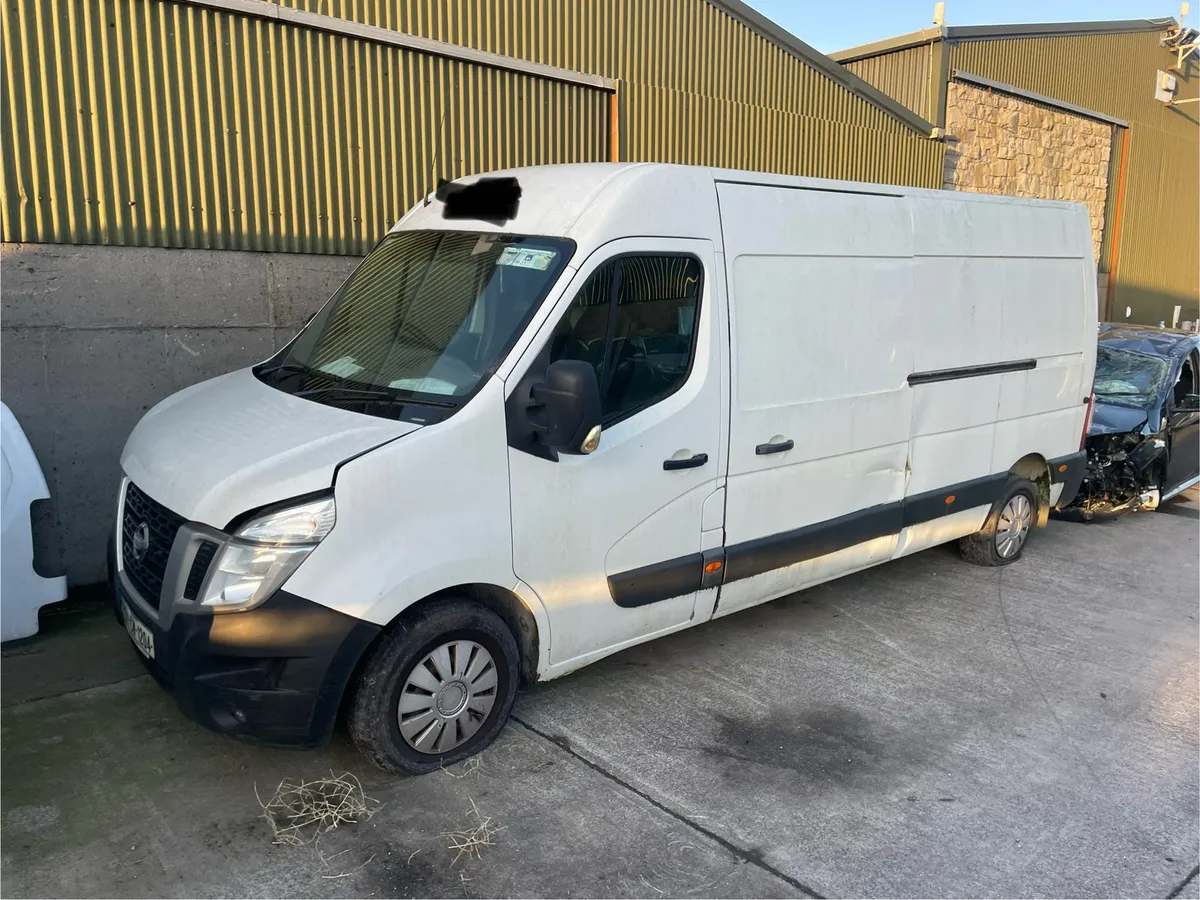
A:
[295,386,395,401]
[295,385,456,408]
[259,360,315,379]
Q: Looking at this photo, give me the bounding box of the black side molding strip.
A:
[908,359,1036,386]
[900,472,1007,529]
[723,471,1007,584]
[723,502,904,584]
[609,472,1012,606]
[609,553,704,608]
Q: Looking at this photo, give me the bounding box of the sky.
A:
[745,0,1197,53]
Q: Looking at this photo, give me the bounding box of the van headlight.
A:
[201,496,336,612]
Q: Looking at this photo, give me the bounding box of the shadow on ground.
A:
[2,490,1197,898]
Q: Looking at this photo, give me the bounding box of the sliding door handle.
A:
[663,452,709,471]
[755,438,794,455]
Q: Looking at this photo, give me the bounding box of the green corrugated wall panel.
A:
[950,32,1197,138]
[950,31,1199,322]
[0,0,609,252]
[842,44,932,121]
[280,0,921,135]
[2,0,944,254]
[623,82,944,188]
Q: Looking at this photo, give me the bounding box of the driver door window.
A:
[546,255,703,426]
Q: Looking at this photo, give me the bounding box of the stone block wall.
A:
[943,80,1113,264]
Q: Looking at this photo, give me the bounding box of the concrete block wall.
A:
[0,244,359,586]
[943,80,1113,263]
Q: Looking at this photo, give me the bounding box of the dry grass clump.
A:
[442,798,504,866]
[256,771,380,846]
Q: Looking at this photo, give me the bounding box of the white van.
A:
[111,163,1095,774]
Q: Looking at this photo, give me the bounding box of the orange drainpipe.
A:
[1104,127,1131,322]
[608,86,620,162]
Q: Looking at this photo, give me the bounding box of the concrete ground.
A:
[2,491,1197,899]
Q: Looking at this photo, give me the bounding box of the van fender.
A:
[357,566,552,682]
[358,558,520,626]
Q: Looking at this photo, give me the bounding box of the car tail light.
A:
[1079,391,1095,449]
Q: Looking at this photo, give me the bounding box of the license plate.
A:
[122,600,155,660]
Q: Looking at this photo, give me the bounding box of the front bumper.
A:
[1049,450,1087,510]
[108,534,379,748]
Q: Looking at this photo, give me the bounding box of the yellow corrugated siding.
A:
[950,32,1199,323]
[0,0,609,253]
[950,32,1197,138]
[280,0,921,135]
[623,81,943,187]
[2,0,944,254]
[843,45,932,121]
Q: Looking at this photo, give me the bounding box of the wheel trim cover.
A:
[995,493,1033,558]
[398,639,499,754]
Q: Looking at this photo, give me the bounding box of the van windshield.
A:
[257,230,573,421]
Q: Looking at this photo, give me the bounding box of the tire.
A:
[958,476,1038,567]
[347,598,519,775]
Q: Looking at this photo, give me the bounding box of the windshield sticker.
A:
[497,247,557,271]
[318,356,364,378]
[388,376,459,396]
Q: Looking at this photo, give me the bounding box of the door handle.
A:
[755,438,794,455]
[663,452,709,471]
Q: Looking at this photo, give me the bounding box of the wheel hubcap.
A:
[995,493,1033,558]
[398,640,498,754]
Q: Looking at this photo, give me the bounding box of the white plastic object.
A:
[1,402,67,641]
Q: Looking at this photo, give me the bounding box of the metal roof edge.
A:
[705,0,938,136]
[952,70,1129,127]
[177,0,617,90]
[831,17,1180,62]
[828,28,944,63]
[945,17,1179,40]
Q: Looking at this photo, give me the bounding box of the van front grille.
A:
[121,482,186,609]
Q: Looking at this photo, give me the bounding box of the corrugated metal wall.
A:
[842,44,933,121]
[623,82,942,185]
[0,0,610,254]
[279,0,926,134]
[950,31,1199,323]
[2,0,944,254]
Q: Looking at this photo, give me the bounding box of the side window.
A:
[547,255,703,425]
[1177,353,1198,407]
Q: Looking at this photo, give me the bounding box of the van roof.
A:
[393,162,1086,245]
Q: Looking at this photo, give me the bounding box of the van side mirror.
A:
[528,361,602,455]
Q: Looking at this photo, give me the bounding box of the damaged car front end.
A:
[1062,337,1186,521]
[1070,406,1168,520]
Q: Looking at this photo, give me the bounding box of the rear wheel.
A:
[959,477,1037,567]
[347,598,519,775]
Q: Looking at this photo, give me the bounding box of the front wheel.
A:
[347,599,520,775]
[959,476,1037,566]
